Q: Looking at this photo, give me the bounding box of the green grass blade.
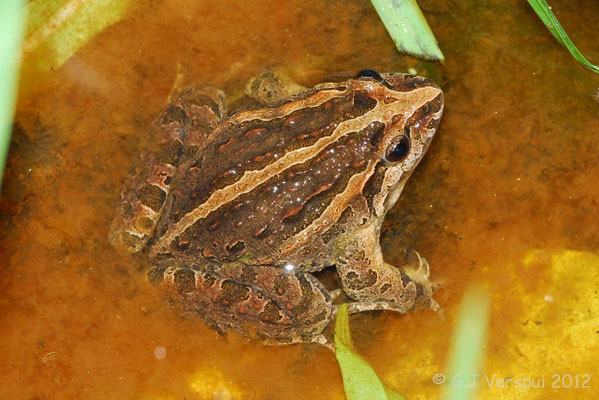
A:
[370,0,444,61]
[335,303,352,348]
[334,304,407,400]
[441,286,490,400]
[0,0,25,190]
[528,0,599,73]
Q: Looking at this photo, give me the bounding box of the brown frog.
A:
[109,70,444,345]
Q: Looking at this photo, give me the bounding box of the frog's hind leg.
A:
[109,84,226,253]
[149,264,333,345]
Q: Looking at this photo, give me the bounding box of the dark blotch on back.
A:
[162,105,188,125]
[174,268,196,294]
[225,241,246,254]
[147,266,167,285]
[220,280,250,303]
[353,90,377,114]
[190,95,222,118]
[260,301,283,322]
[159,139,184,166]
[139,184,166,212]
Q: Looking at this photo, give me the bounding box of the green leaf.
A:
[334,304,407,400]
[528,0,599,73]
[0,0,24,190]
[441,286,490,400]
[370,0,444,62]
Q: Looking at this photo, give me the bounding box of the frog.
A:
[109,69,444,345]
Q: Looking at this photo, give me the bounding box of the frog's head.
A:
[353,70,444,217]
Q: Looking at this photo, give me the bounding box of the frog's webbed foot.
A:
[244,70,308,106]
[108,84,226,253]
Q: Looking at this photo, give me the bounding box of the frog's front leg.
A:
[150,264,333,344]
[109,84,226,253]
[335,222,437,314]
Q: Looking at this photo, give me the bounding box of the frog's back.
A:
[150,82,381,267]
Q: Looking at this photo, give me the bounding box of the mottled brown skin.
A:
[110,72,444,344]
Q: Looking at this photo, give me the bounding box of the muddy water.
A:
[2,0,599,398]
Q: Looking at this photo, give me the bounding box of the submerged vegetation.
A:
[335,288,490,400]
[335,304,407,400]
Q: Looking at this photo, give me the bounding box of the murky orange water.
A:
[2,0,599,398]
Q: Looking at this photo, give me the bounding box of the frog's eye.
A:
[355,69,383,81]
[385,133,411,163]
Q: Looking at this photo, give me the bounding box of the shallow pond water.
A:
[2,0,599,398]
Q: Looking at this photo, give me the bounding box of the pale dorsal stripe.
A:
[229,87,348,122]
[154,85,441,250]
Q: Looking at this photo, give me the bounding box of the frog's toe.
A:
[329,288,344,302]
[404,250,431,283]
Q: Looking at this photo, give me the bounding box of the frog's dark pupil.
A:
[387,135,410,162]
[355,69,383,81]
